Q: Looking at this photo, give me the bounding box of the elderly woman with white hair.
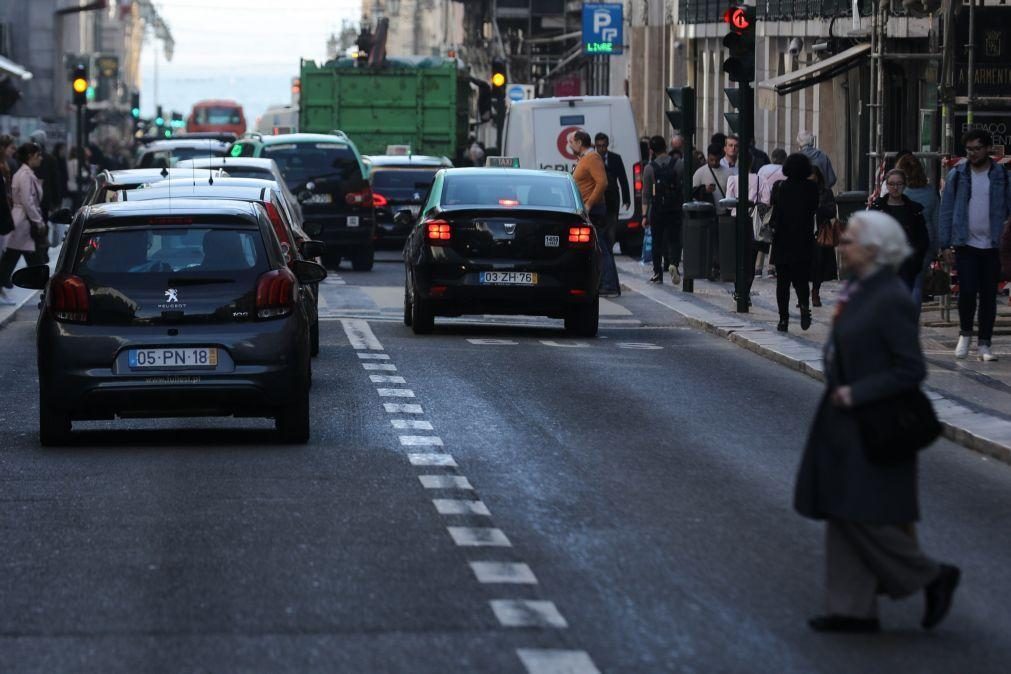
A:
[794,210,959,634]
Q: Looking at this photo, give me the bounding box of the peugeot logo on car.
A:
[165,288,179,303]
[504,223,516,235]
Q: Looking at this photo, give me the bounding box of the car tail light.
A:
[627,220,640,229]
[568,226,592,247]
[262,201,293,262]
[48,273,89,323]
[498,199,519,207]
[425,219,451,243]
[633,162,642,197]
[345,189,373,206]
[373,192,389,208]
[255,268,296,319]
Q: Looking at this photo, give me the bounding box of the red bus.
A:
[186,99,247,136]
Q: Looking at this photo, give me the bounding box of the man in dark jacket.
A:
[594,132,631,245]
[642,135,683,284]
[29,130,62,220]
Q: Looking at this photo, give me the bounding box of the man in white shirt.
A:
[720,135,740,175]
[692,144,730,202]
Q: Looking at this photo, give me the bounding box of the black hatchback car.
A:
[402,168,600,336]
[14,199,327,445]
[364,154,452,248]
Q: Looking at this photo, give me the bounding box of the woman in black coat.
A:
[770,153,820,332]
[869,169,930,294]
[795,210,960,633]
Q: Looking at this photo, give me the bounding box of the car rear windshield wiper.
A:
[168,277,235,286]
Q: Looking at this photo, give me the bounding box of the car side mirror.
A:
[291,259,327,285]
[13,264,50,290]
[299,240,326,259]
[50,208,73,225]
[393,209,415,226]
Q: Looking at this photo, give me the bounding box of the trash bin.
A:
[682,201,715,280]
[835,191,869,224]
[717,197,738,282]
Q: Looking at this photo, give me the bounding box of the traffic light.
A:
[665,87,695,137]
[724,87,742,134]
[722,5,756,84]
[154,105,165,128]
[130,92,140,119]
[71,63,88,106]
[490,58,507,100]
[84,107,101,137]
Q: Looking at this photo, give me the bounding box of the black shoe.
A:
[801,309,812,331]
[922,564,961,630]
[777,319,788,332]
[812,290,822,307]
[649,274,663,284]
[808,615,881,633]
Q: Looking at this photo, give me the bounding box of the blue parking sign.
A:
[582,3,623,55]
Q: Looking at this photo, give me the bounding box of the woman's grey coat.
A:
[794,268,928,525]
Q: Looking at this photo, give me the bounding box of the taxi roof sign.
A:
[485,156,520,168]
[385,144,412,156]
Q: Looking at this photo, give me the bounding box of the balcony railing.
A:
[679,0,875,24]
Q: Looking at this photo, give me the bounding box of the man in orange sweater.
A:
[567,130,619,296]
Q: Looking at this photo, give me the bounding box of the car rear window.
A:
[372,169,439,192]
[221,167,272,180]
[75,227,266,277]
[263,144,362,188]
[441,175,576,209]
[195,107,242,125]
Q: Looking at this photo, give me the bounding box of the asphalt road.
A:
[2,251,1010,673]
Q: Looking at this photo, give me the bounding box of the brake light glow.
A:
[568,226,592,244]
[633,162,642,194]
[498,199,520,207]
[345,189,373,206]
[627,220,640,229]
[425,219,451,243]
[48,273,89,323]
[373,192,389,208]
[255,268,296,319]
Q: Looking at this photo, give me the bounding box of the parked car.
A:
[14,199,327,445]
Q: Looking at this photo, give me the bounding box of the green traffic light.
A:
[164,129,172,138]
[131,107,140,118]
[155,116,164,126]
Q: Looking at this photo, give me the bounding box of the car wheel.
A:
[351,245,375,271]
[564,298,599,337]
[403,275,413,326]
[322,253,342,270]
[277,359,311,444]
[39,391,72,447]
[410,283,434,335]
[310,319,320,357]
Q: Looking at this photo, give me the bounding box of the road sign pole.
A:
[734,84,753,314]
[75,102,85,205]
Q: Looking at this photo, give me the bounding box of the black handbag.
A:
[923,258,951,296]
[852,388,943,465]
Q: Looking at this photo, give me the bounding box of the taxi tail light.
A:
[263,201,293,262]
[255,268,296,319]
[633,162,643,197]
[48,273,89,323]
[569,288,587,296]
[373,192,389,208]
[425,219,451,244]
[345,189,373,206]
[627,220,640,229]
[567,225,593,248]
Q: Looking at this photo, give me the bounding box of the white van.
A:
[503,96,643,253]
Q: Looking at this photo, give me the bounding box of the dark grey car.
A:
[14,199,327,446]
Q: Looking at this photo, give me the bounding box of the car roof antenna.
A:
[207,140,214,186]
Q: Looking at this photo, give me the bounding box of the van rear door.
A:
[531,103,613,174]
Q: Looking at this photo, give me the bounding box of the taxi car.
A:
[13,200,327,445]
[363,154,452,247]
[401,168,600,336]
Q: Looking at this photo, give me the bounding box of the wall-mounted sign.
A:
[582,3,623,56]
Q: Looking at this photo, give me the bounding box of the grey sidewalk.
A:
[616,257,1011,464]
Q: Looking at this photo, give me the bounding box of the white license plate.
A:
[346,216,360,227]
[305,193,332,204]
[129,347,218,369]
[479,271,538,286]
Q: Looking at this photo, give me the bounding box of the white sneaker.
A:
[669,266,681,285]
[978,344,999,362]
[0,290,15,306]
[954,335,971,359]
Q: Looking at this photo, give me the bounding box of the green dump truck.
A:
[299,57,472,162]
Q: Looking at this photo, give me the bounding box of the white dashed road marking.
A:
[407,453,457,467]
[516,649,601,674]
[378,388,415,397]
[467,338,519,345]
[490,600,568,628]
[419,475,473,490]
[433,499,491,516]
[384,403,424,414]
[370,374,407,384]
[400,435,443,446]
[340,318,384,350]
[391,419,434,430]
[539,340,589,348]
[363,363,398,371]
[447,527,512,547]
[616,342,663,350]
[357,352,391,360]
[470,561,537,585]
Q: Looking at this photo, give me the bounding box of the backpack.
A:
[650,158,680,215]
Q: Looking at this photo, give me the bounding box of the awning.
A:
[0,54,33,81]
[757,43,869,107]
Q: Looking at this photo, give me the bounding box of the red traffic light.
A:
[724,6,751,32]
